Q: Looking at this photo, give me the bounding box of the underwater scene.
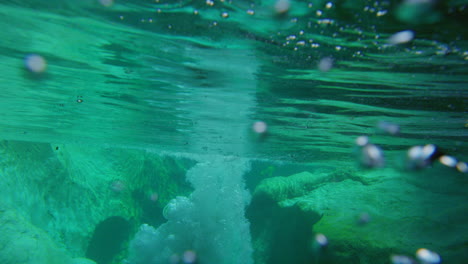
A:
[0,0,467,263]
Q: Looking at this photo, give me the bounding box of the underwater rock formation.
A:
[250,168,468,263]
[0,204,96,264]
[0,140,193,263]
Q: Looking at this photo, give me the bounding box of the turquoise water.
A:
[0,0,467,264]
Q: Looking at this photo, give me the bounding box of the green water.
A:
[0,0,467,264]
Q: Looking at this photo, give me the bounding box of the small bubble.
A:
[439,155,457,167]
[315,233,328,247]
[388,30,414,45]
[296,40,306,46]
[25,54,47,73]
[253,121,268,134]
[182,250,197,263]
[390,254,414,264]
[376,10,388,16]
[110,180,126,193]
[206,0,214,6]
[318,57,334,72]
[325,2,333,9]
[221,12,229,18]
[356,135,369,147]
[311,43,320,48]
[377,121,400,135]
[456,161,468,173]
[149,192,159,202]
[416,248,441,264]
[360,144,385,168]
[357,212,371,225]
[99,0,113,7]
[246,9,255,15]
[407,145,437,170]
[169,254,180,264]
[274,0,291,14]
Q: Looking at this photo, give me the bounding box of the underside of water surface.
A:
[0,1,467,264]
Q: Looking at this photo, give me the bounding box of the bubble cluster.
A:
[355,121,466,173]
[377,121,400,135]
[355,136,385,168]
[406,144,441,170]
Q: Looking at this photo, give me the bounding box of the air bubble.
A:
[377,121,400,135]
[183,250,197,263]
[388,30,414,45]
[416,248,441,264]
[391,254,414,264]
[99,0,113,7]
[456,161,468,173]
[356,135,369,147]
[274,0,290,14]
[357,212,371,225]
[315,233,328,247]
[360,144,385,168]
[318,57,333,72]
[25,54,47,73]
[439,155,457,167]
[253,121,268,134]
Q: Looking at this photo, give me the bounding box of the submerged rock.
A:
[0,204,96,264]
[250,168,468,263]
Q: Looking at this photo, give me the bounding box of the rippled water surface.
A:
[1,0,466,164]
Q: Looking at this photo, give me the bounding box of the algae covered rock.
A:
[0,205,76,264]
[250,167,468,264]
[249,171,326,264]
[0,140,194,263]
